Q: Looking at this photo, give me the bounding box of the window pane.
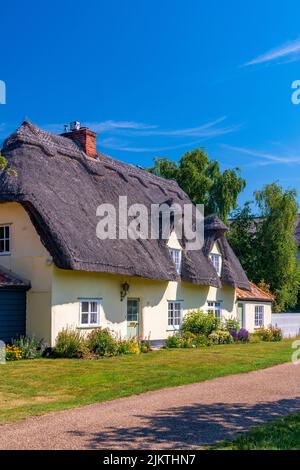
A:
[0,240,4,252]
[5,226,9,238]
[90,302,98,313]
[0,227,4,239]
[5,240,10,252]
[81,302,89,313]
[90,312,98,324]
[81,313,89,324]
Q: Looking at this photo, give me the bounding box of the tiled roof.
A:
[0,266,30,289]
[236,281,274,302]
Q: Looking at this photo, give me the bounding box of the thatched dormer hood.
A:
[0,121,249,290]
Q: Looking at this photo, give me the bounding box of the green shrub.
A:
[140,339,152,353]
[249,333,261,343]
[224,318,240,332]
[12,336,45,359]
[55,328,85,358]
[117,338,140,355]
[87,328,118,357]
[208,329,234,345]
[193,333,210,347]
[180,331,197,348]
[165,333,182,348]
[165,331,210,349]
[253,326,282,342]
[182,310,220,336]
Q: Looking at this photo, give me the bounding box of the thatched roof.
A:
[0,265,30,290]
[237,281,274,302]
[0,121,249,289]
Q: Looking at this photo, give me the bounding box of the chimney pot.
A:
[61,123,97,158]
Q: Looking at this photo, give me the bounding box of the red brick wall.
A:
[62,128,97,158]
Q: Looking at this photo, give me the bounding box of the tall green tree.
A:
[148,149,245,221]
[229,183,300,312]
[227,202,258,282]
[255,183,300,311]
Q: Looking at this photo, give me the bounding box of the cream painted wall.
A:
[51,266,237,345]
[50,231,237,344]
[0,202,53,343]
[236,301,272,332]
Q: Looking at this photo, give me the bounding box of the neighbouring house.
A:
[236,282,274,332]
[0,121,273,345]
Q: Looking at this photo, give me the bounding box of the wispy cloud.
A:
[221,144,300,166]
[44,117,239,153]
[242,38,300,67]
[98,137,205,153]
[107,117,240,138]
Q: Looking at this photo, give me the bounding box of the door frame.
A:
[126,297,140,338]
[237,302,245,328]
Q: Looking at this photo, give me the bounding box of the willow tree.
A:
[254,183,300,311]
[229,183,300,311]
[148,149,245,221]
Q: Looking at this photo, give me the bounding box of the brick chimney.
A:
[62,122,97,158]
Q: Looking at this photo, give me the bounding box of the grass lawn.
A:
[208,412,300,450]
[0,339,295,425]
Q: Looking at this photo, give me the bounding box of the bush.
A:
[193,333,210,347]
[6,345,22,361]
[208,330,234,345]
[237,328,249,343]
[182,310,220,336]
[140,339,152,353]
[165,331,211,349]
[249,333,261,343]
[87,328,118,357]
[117,338,140,355]
[55,328,86,358]
[165,333,182,348]
[253,326,282,342]
[225,318,240,333]
[12,336,45,359]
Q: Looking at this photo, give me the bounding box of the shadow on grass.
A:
[67,396,300,449]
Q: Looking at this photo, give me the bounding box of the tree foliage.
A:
[228,183,300,311]
[0,152,17,176]
[148,149,245,221]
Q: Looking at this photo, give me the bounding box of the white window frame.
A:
[206,301,222,320]
[209,253,222,276]
[168,300,183,330]
[0,225,11,255]
[169,248,182,274]
[79,299,101,327]
[255,305,264,328]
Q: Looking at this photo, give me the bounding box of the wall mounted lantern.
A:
[120,281,130,301]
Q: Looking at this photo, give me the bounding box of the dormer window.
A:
[210,253,222,276]
[0,225,10,255]
[169,248,182,274]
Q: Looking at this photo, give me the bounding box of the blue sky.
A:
[1,0,300,206]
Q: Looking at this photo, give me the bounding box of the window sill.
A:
[77,325,101,329]
[166,327,181,332]
[0,253,11,256]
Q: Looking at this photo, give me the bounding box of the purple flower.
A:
[229,329,238,341]
[238,328,249,342]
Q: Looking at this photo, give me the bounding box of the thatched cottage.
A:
[0,121,272,345]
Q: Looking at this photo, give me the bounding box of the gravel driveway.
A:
[0,362,300,449]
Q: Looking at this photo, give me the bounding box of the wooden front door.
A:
[127,298,140,338]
